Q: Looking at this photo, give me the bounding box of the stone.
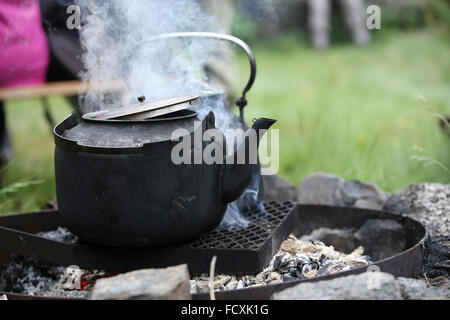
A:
[355,219,406,261]
[90,265,191,300]
[272,272,403,300]
[297,172,389,210]
[383,183,450,237]
[396,278,450,300]
[0,295,7,300]
[262,174,297,202]
[271,272,449,300]
[340,180,389,210]
[297,173,345,206]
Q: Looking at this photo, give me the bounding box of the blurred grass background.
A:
[241,30,449,193]
[1,29,449,214]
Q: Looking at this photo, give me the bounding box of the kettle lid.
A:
[82,95,199,121]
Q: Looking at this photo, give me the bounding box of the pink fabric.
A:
[0,0,49,88]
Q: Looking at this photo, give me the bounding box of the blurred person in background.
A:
[39,0,82,84]
[0,0,50,185]
[307,0,370,49]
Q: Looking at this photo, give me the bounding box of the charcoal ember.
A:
[288,268,298,277]
[237,280,245,289]
[214,275,232,289]
[355,219,406,261]
[190,277,209,294]
[295,254,310,268]
[273,255,283,271]
[246,278,256,286]
[310,261,320,270]
[301,264,314,277]
[58,266,83,291]
[272,254,295,274]
[0,228,103,298]
[0,254,64,295]
[254,270,270,284]
[423,236,450,279]
[225,277,239,290]
[282,275,298,283]
[316,261,347,277]
[192,235,370,294]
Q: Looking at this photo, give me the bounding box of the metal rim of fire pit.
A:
[0,204,429,300]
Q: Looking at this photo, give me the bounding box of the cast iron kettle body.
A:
[53,33,277,247]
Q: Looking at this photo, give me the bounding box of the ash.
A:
[0,228,91,299]
[191,234,371,294]
[39,227,79,244]
[1,229,371,298]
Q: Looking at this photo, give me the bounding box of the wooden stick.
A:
[209,255,217,301]
[0,80,123,101]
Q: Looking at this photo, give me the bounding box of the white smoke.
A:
[76,0,261,229]
[76,0,227,113]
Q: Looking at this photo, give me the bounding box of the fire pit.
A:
[0,202,428,300]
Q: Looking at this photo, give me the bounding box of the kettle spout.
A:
[221,118,277,203]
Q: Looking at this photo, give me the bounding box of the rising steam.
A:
[76,0,223,113]
[76,0,262,229]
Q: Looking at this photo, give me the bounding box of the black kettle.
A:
[53,33,276,246]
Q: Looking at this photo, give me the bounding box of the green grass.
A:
[239,30,450,192]
[1,30,449,214]
[1,97,71,213]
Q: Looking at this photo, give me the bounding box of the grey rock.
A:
[272,272,403,300]
[383,183,450,237]
[340,180,389,210]
[0,295,7,300]
[262,174,297,202]
[397,278,450,300]
[297,173,346,206]
[90,264,191,300]
[297,172,389,210]
[355,219,406,261]
[272,272,449,300]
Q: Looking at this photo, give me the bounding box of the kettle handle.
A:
[148,32,256,121]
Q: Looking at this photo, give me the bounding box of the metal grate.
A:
[0,201,298,274]
[185,201,296,250]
